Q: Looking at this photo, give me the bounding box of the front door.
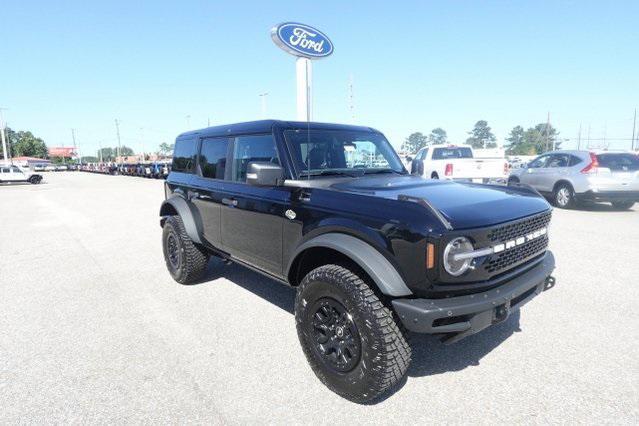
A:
[521,154,550,188]
[219,134,289,276]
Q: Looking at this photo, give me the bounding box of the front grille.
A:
[483,211,551,274]
[485,235,548,273]
[487,211,551,243]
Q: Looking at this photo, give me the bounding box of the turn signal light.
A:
[580,152,599,174]
[444,163,453,177]
[426,243,435,269]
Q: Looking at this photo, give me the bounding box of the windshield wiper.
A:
[299,169,365,178]
[363,169,406,175]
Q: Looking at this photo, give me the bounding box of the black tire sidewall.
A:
[162,219,185,280]
[296,274,387,400]
[612,201,634,210]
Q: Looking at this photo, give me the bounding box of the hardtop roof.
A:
[176,119,380,140]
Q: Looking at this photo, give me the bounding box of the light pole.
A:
[259,92,269,118]
[0,108,8,164]
[186,115,191,128]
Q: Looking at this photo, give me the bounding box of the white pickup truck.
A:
[0,165,43,184]
[409,144,508,183]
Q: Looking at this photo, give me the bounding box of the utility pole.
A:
[348,74,355,123]
[207,117,211,127]
[98,141,103,163]
[71,128,77,165]
[577,124,582,150]
[259,92,269,118]
[0,108,8,164]
[545,112,551,152]
[632,108,637,151]
[185,115,191,128]
[114,119,122,165]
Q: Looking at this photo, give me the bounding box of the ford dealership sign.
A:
[271,22,333,59]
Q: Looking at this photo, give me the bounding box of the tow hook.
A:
[544,276,556,291]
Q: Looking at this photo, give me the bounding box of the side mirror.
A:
[247,161,283,186]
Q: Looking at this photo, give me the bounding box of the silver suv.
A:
[508,150,639,210]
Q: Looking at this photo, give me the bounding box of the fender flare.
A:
[159,196,203,245]
[288,233,413,297]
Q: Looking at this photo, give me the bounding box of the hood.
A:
[330,176,550,229]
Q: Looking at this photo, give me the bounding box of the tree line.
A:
[403,120,560,155]
[1,125,176,163]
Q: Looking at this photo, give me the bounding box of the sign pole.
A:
[296,57,312,121]
[0,109,8,164]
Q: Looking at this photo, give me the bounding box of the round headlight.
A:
[443,237,474,276]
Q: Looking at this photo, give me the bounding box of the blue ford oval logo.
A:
[271,22,334,59]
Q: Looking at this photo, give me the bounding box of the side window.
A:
[199,138,229,179]
[1,167,9,173]
[529,155,549,168]
[172,138,197,173]
[11,166,22,172]
[416,148,428,161]
[547,154,569,168]
[569,155,583,167]
[231,134,279,182]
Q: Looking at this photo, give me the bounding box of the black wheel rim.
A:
[166,233,180,270]
[308,297,361,373]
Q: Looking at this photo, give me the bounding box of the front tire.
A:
[611,200,635,210]
[295,264,411,403]
[553,183,575,209]
[162,215,209,284]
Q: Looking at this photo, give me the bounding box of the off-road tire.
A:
[162,215,209,284]
[28,176,41,184]
[553,183,575,209]
[611,200,635,210]
[295,264,411,403]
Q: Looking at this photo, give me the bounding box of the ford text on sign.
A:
[271,22,333,59]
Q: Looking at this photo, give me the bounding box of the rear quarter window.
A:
[172,138,198,173]
[432,147,473,160]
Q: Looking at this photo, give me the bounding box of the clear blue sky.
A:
[2,0,638,156]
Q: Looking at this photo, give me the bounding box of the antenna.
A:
[348,74,355,123]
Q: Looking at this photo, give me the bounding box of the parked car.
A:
[33,164,47,172]
[409,144,508,183]
[159,120,555,403]
[0,165,43,184]
[55,165,68,171]
[44,164,56,172]
[508,150,639,209]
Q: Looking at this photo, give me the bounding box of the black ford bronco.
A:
[160,120,555,402]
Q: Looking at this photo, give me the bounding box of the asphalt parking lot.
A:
[1,172,638,423]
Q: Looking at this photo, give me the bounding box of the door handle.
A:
[222,197,238,207]
[188,191,200,200]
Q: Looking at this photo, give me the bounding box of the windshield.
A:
[432,147,473,160]
[283,129,405,177]
[596,153,639,171]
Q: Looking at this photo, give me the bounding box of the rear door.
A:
[189,137,231,249]
[536,153,571,192]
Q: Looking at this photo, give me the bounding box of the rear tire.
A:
[431,172,439,179]
[295,264,411,403]
[162,215,209,284]
[553,183,575,209]
[611,200,635,210]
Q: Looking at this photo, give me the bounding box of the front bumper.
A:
[392,251,555,344]
[576,190,639,202]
